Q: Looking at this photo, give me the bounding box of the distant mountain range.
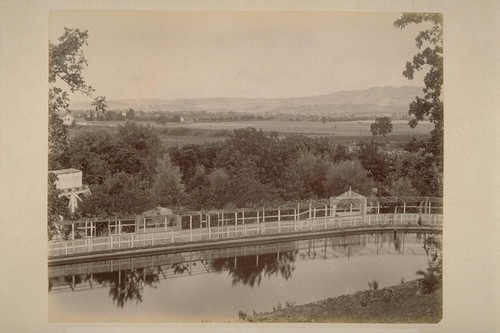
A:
[70,86,423,116]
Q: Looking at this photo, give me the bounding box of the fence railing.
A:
[48,213,442,258]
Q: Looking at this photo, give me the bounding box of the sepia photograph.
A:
[47,11,444,323]
[1,1,499,332]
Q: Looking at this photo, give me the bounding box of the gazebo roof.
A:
[141,206,173,216]
[336,189,366,200]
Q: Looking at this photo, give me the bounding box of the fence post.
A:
[294,208,297,232]
[190,215,193,242]
[171,230,174,244]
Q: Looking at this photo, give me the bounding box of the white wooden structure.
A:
[48,190,443,258]
[330,188,367,216]
[62,113,74,126]
[49,169,91,213]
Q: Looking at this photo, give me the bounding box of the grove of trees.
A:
[53,125,442,220]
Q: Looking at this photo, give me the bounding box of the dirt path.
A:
[245,280,442,323]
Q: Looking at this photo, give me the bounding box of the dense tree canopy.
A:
[356,141,391,183]
[60,123,442,219]
[324,160,375,196]
[151,156,185,207]
[370,117,393,137]
[49,28,95,169]
[80,172,151,217]
[394,13,443,163]
[126,108,135,120]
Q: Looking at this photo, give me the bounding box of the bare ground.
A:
[245,280,442,323]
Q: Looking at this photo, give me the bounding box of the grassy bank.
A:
[243,279,442,323]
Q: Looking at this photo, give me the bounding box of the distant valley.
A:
[70,86,422,117]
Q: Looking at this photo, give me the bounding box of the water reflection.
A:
[210,252,296,287]
[49,232,431,308]
[94,268,160,307]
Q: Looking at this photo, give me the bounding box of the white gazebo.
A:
[329,188,367,216]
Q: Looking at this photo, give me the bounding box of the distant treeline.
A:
[71,109,411,123]
[51,122,442,220]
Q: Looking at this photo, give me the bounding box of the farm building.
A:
[61,113,74,126]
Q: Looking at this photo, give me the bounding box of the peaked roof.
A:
[141,206,173,216]
[336,188,366,200]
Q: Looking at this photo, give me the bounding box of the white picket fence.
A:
[48,213,442,257]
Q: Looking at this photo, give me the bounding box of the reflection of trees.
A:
[210,252,296,287]
[64,275,88,291]
[93,268,160,308]
[394,235,401,253]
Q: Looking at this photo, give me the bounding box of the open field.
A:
[76,119,433,136]
[159,135,227,147]
[71,119,433,148]
[166,120,433,136]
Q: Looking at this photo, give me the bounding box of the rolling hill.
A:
[70,86,422,116]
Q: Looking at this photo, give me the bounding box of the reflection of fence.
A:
[49,213,442,258]
[49,241,297,279]
[49,232,428,294]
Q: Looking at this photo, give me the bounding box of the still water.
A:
[49,232,432,322]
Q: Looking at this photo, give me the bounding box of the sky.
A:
[49,11,427,102]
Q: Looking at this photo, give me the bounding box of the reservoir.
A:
[49,232,434,322]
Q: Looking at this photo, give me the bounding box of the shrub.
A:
[416,235,442,294]
[368,279,379,290]
[238,310,247,320]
